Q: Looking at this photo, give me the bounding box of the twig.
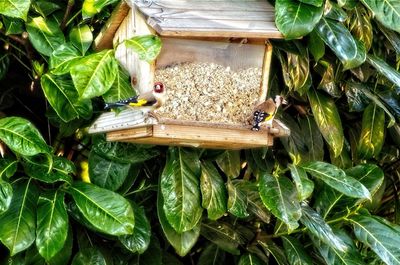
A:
[0,28,35,60]
[61,0,75,31]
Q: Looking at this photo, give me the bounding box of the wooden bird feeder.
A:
[89,0,290,149]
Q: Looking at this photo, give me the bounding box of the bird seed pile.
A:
[154,62,262,125]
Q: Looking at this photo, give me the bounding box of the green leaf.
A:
[132,236,162,265]
[36,190,68,261]
[32,1,61,17]
[346,82,396,127]
[302,161,371,199]
[161,147,202,233]
[2,17,24,35]
[69,182,135,236]
[238,253,264,265]
[300,204,347,252]
[236,181,271,223]
[49,43,83,75]
[315,17,365,69]
[258,240,289,265]
[119,203,151,254]
[157,188,200,256]
[41,74,92,122]
[288,164,314,201]
[275,0,323,39]
[0,180,12,214]
[0,157,18,178]
[92,136,159,164]
[287,46,311,95]
[338,0,358,8]
[71,49,118,99]
[26,17,65,56]
[282,236,313,265]
[309,30,325,62]
[124,35,162,62]
[299,0,324,6]
[197,244,226,265]
[201,220,243,255]
[48,225,73,265]
[349,213,400,265]
[0,0,31,20]
[216,150,240,179]
[102,68,135,102]
[307,89,344,157]
[200,161,227,220]
[313,229,366,265]
[88,151,130,191]
[367,54,400,87]
[358,103,385,159]
[346,164,384,202]
[361,0,400,33]
[72,248,106,265]
[22,155,75,184]
[227,180,249,218]
[348,5,373,51]
[258,172,301,231]
[316,61,341,98]
[299,116,324,162]
[0,117,51,156]
[324,0,348,22]
[0,179,38,255]
[69,25,93,55]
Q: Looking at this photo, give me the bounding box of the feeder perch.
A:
[89,0,290,149]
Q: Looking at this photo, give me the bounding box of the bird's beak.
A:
[282,98,288,105]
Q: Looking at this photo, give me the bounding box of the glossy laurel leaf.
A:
[0,179,38,255]
[88,151,131,191]
[307,89,344,157]
[288,164,314,201]
[227,180,249,218]
[197,244,226,265]
[275,0,323,39]
[69,182,135,236]
[49,43,83,75]
[69,25,93,55]
[70,49,118,99]
[302,161,371,199]
[315,17,365,69]
[238,253,264,265]
[258,172,301,232]
[216,150,241,179]
[157,188,199,257]
[0,117,51,156]
[349,213,400,264]
[0,157,18,179]
[125,35,162,62]
[366,54,400,88]
[102,68,135,103]
[36,190,68,261]
[358,103,385,159]
[0,179,12,214]
[282,236,313,265]
[300,204,347,252]
[26,17,65,56]
[200,161,227,220]
[161,147,202,233]
[71,248,106,265]
[361,0,400,33]
[0,0,31,20]
[41,74,92,122]
[119,203,151,254]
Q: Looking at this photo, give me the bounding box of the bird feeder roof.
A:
[128,0,283,38]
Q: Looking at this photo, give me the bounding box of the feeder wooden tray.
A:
[90,0,290,149]
[89,109,290,149]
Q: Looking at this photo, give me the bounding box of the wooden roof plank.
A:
[132,0,274,11]
[138,8,275,21]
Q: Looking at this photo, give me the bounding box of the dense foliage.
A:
[0,0,400,264]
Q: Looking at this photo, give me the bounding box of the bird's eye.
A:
[154,82,164,93]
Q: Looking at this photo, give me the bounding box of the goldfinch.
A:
[104,82,166,118]
[251,95,286,131]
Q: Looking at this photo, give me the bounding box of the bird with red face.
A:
[104,82,166,119]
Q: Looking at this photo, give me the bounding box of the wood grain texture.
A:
[94,1,130,51]
[106,123,274,149]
